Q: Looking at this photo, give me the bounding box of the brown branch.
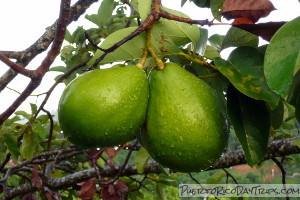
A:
[0,80,41,125]
[0,54,33,77]
[0,0,70,126]
[2,137,300,199]
[0,0,100,92]
[160,10,210,26]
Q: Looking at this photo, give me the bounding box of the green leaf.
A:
[296,95,300,122]
[20,130,40,159]
[287,70,300,106]
[33,122,47,140]
[208,34,224,52]
[30,103,37,115]
[264,16,300,98]
[0,140,7,163]
[268,98,284,130]
[214,47,280,109]
[204,45,221,59]
[227,86,270,167]
[14,110,31,119]
[3,116,21,126]
[88,27,179,65]
[195,28,208,56]
[72,26,86,44]
[221,27,259,51]
[135,147,150,173]
[138,0,200,46]
[85,0,115,27]
[181,0,188,6]
[210,0,224,21]
[49,66,66,73]
[137,0,152,20]
[3,132,20,161]
[156,8,200,46]
[206,170,226,184]
[294,137,300,148]
[64,29,73,43]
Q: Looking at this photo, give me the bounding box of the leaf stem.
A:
[177,52,216,70]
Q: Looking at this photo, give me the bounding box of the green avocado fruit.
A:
[141,63,228,172]
[58,66,149,149]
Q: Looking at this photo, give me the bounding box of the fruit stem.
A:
[137,48,148,69]
[146,29,165,70]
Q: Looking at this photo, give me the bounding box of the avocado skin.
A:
[142,63,228,172]
[58,66,149,149]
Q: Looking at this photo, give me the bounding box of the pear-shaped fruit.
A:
[58,66,148,148]
[141,63,228,172]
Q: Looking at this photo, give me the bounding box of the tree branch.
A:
[2,137,299,199]
[0,0,100,92]
[0,0,70,126]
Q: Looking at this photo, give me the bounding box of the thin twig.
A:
[84,31,105,51]
[102,140,139,185]
[272,158,289,200]
[222,168,238,185]
[129,173,149,192]
[188,173,201,185]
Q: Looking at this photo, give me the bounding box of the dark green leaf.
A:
[195,28,208,56]
[264,16,300,98]
[221,27,259,50]
[208,34,224,52]
[227,86,270,167]
[3,132,20,161]
[49,66,66,73]
[134,147,150,173]
[268,98,284,130]
[287,70,300,106]
[214,47,280,109]
[181,0,188,6]
[0,140,7,163]
[30,103,37,115]
[296,95,300,122]
[210,0,224,21]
